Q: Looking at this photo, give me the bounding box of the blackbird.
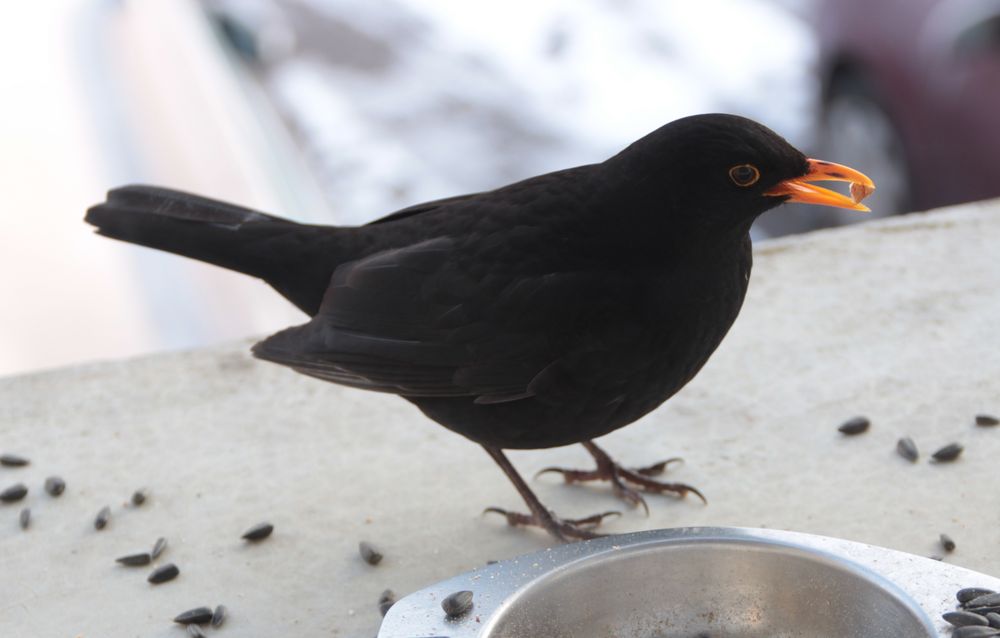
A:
[85,113,873,541]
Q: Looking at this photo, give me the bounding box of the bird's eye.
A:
[729,164,760,187]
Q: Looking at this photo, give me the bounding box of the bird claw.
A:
[633,457,684,477]
[483,507,619,541]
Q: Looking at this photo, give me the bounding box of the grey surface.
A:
[2,200,1000,637]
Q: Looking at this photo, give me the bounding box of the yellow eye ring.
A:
[729,164,760,187]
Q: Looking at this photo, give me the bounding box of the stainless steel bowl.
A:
[378,527,1000,638]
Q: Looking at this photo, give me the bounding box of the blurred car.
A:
[812,0,1000,222]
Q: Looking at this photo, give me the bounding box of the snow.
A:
[242,0,819,224]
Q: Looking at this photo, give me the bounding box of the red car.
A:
[812,0,1000,221]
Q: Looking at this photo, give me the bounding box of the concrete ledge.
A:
[2,200,999,637]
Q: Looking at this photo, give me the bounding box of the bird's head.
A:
[609,113,874,234]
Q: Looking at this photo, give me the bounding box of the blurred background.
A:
[1,0,998,377]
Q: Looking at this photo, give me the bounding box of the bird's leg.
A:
[536,440,706,514]
[482,446,619,542]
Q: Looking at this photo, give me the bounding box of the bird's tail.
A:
[85,185,340,314]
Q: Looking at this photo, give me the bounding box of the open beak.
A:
[765,159,876,212]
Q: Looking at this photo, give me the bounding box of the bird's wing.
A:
[252,236,637,403]
[364,193,483,226]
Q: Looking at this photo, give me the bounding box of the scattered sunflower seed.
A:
[945,611,990,627]
[116,552,152,566]
[211,604,227,627]
[94,506,111,530]
[19,507,30,530]
[441,590,473,617]
[359,541,383,565]
[838,416,870,435]
[959,588,997,604]
[0,454,29,467]
[44,476,65,497]
[975,414,999,427]
[931,442,964,462]
[968,593,1000,609]
[929,555,944,561]
[187,625,206,638]
[174,606,213,624]
[241,522,273,542]
[953,627,1000,638]
[131,488,148,506]
[896,437,919,462]
[986,613,1000,629]
[378,590,396,617]
[941,533,957,553]
[151,536,167,559]
[1,483,28,503]
[147,563,179,584]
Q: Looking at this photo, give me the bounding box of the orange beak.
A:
[765,159,876,212]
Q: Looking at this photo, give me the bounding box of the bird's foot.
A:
[483,507,619,541]
[536,441,706,515]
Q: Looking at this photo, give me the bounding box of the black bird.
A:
[85,114,873,541]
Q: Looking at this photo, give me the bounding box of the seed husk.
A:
[896,437,918,462]
[837,416,870,435]
[986,613,1000,629]
[1,483,28,503]
[131,488,148,506]
[945,611,990,627]
[0,454,29,467]
[975,414,999,427]
[959,589,997,604]
[187,625,206,638]
[174,606,213,624]
[94,505,111,530]
[241,522,274,541]
[151,536,168,559]
[968,593,1000,609]
[211,604,227,627]
[953,627,1000,638]
[359,541,383,565]
[147,563,179,584]
[441,590,473,617]
[941,533,957,553]
[931,442,963,462]
[44,476,65,497]
[378,590,396,617]
[116,552,152,566]
[19,507,30,530]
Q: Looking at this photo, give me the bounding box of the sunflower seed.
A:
[116,552,151,566]
[174,606,213,624]
[19,507,30,530]
[44,476,65,497]
[211,604,227,627]
[986,613,1000,629]
[94,506,111,530]
[378,590,396,617]
[945,611,990,627]
[0,454,29,467]
[968,594,1000,609]
[975,414,999,427]
[960,588,997,604]
[929,555,944,561]
[931,442,963,462]
[151,536,167,559]
[241,522,273,541]
[896,437,918,462]
[953,627,1000,638]
[838,416,870,435]
[147,563,179,584]
[441,590,473,617]
[1,483,28,503]
[131,488,148,506]
[941,533,957,553]
[359,541,383,565]
[187,625,205,638]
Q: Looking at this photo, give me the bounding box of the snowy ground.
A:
[213,0,820,225]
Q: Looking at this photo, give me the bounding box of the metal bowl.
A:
[378,527,1000,638]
